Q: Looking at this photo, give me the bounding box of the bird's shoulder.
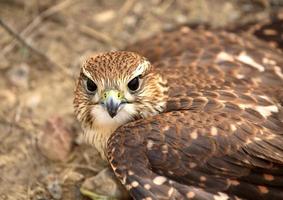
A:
[127,27,283,104]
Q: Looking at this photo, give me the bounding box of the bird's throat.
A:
[83,125,117,160]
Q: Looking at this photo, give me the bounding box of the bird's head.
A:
[74,51,168,146]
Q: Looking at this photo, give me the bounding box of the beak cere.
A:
[103,90,123,118]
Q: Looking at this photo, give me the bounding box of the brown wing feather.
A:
[126,27,283,103]
[107,105,283,199]
[248,9,283,50]
[106,27,283,199]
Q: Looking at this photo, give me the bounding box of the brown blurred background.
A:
[0,0,282,199]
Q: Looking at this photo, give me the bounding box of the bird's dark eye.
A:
[85,78,97,93]
[128,76,140,91]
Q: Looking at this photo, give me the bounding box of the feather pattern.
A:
[105,26,283,199]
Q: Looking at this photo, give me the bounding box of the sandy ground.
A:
[0,0,282,199]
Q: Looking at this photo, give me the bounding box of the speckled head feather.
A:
[73,51,168,158]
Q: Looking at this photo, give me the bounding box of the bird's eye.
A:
[85,78,97,93]
[128,76,140,91]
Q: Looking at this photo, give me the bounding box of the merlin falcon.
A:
[74,25,283,199]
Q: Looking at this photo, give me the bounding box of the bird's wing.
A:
[126,26,283,64]
[126,27,283,104]
[107,94,283,200]
[120,26,283,199]
[252,21,283,51]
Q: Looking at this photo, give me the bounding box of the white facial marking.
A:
[91,103,137,128]
[153,176,167,185]
[82,66,93,80]
[132,60,150,78]
[83,103,137,159]
[237,52,265,72]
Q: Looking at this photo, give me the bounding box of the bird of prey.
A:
[74,25,283,200]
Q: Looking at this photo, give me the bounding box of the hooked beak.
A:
[102,90,125,118]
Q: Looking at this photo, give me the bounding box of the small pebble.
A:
[81,168,129,199]
[46,175,62,200]
[94,10,116,23]
[64,171,84,183]
[7,63,30,88]
[25,93,42,110]
[37,116,73,162]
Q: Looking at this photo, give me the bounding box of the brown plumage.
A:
[248,9,283,50]
[74,26,283,199]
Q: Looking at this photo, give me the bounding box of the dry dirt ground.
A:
[0,0,282,199]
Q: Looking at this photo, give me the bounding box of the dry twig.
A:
[0,19,53,63]
[75,22,119,48]
[59,163,100,173]
[152,0,175,15]
[2,0,76,55]
[0,19,71,76]
[113,0,137,35]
